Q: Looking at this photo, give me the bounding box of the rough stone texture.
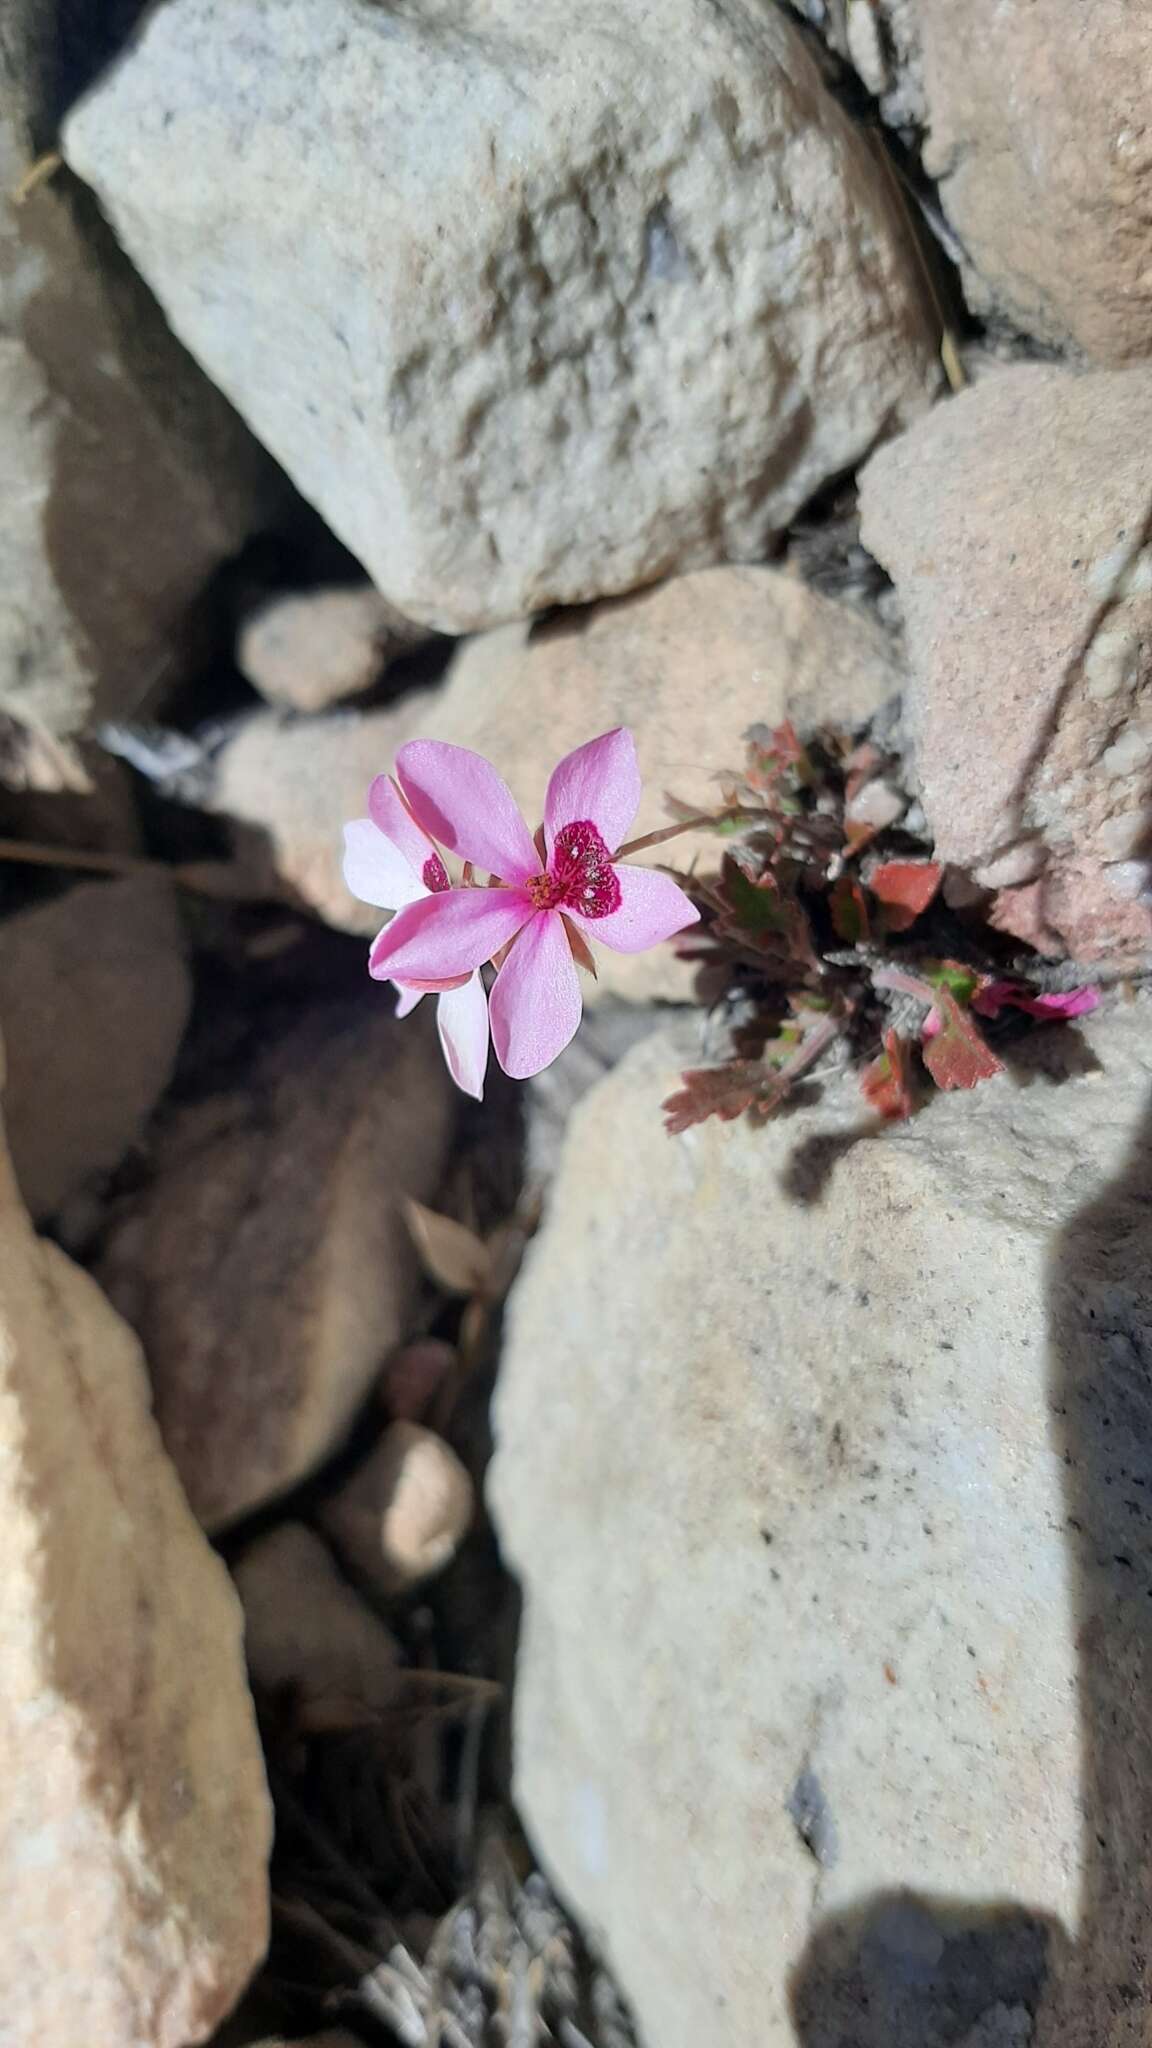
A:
[98,1000,454,1531]
[237,584,430,714]
[63,0,937,632]
[0,874,192,1220]
[233,1523,401,1715]
[0,1076,271,2048]
[1,8,278,736]
[860,365,1152,963]
[318,1421,474,1598]
[489,998,1152,2048]
[809,0,1152,367]
[210,567,903,1000]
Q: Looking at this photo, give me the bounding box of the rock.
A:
[249,2036,376,2048]
[0,874,192,1219]
[489,999,1152,2048]
[0,1072,271,2047]
[810,0,1152,366]
[98,1000,454,1531]
[860,365,1152,963]
[210,567,902,1000]
[319,1421,473,1598]
[237,584,430,714]
[233,1523,401,1716]
[1,8,279,736]
[63,0,936,632]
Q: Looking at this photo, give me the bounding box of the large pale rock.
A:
[63,0,936,632]
[809,0,1152,365]
[0,874,192,1219]
[211,567,902,1000]
[489,1000,1152,2048]
[1,8,278,736]
[98,1001,454,1530]
[860,365,1152,963]
[0,1077,271,2046]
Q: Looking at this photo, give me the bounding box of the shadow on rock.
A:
[789,1890,1065,2048]
[790,1081,1152,2046]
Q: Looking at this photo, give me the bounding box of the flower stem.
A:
[616,810,736,859]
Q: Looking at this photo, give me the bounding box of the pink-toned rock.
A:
[823,0,1152,367]
[0,1059,271,2047]
[318,1421,474,1597]
[98,1001,453,1531]
[860,364,1152,963]
[209,566,901,1000]
[237,584,429,713]
[233,1524,401,1714]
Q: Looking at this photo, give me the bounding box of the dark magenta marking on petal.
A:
[531,819,622,919]
[422,852,451,893]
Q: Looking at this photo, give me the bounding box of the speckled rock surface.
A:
[0,875,191,1219]
[861,365,1152,962]
[98,1001,453,1530]
[490,998,1152,2048]
[1,5,276,734]
[63,0,935,629]
[0,1081,271,2046]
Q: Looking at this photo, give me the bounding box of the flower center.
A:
[422,852,450,893]
[527,819,622,918]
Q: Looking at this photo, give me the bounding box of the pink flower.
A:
[367,728,700,1079]
[343,775,490,1099]
[971,979,1100,1023]
[922,978,1100,1038]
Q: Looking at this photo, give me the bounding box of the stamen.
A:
[422,852,450,893]
[528,820,622,919]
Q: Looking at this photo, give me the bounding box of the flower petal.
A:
[366,770,444,884]
[393,982,424,1018]
[343,818,425,910]
[436,972,490,1100]
[569,864,700,953]
[397,740,538,883]
[544,727,641,857]
[489,910,583,1079]
[369,886,532,982]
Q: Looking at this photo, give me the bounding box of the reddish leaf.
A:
[663,1063,777,1134]
[869,860,942,932]
[860,1030,918,1120]
[919,990,1003,1092]
[830,874,871,945]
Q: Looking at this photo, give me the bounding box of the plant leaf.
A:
[860,1030,918,1120]
[868,860,942,932]
[919,991,1003,1092]
[829,874,871,945]
[663,1063,781,1134]
[402,1198,491,1295]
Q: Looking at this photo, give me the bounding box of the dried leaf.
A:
[402,1198,491,1296]
[860,1030,918,1120]
[868,860,942,932]
[830,874,871,945]
[919,990,1003,1092]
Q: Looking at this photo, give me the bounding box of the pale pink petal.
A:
[397,740,538,883]
[489,911,583,1079]
[436,972,490,1099]
[343,818,425,910]
[569,864,700,953]
[394,971,471,994]
[972,978,1100,1022]
[369,886,532,982]
[393,983,424,1018]
[367,774,446,886]
[544,727,641,857]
